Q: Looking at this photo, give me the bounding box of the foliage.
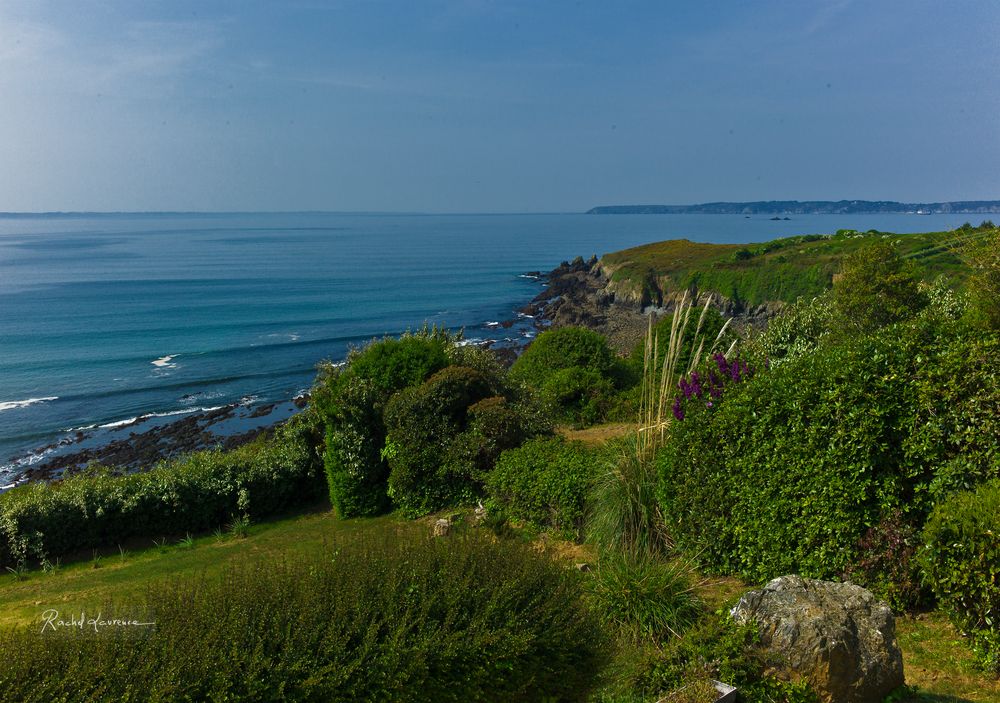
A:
[585,552,703,644]
[314,331,451,517]
[669,352,756,421]
[831,240,928,335]
[844,509,925,612]
[0,531,606,702]
[629,305,734,382]
[612,613,817,703]
[587,435,669,557]
[0,416,324,569]
[657,316,1000,583]
[600,227,981,312]
[963,226,1000,331]
[383,366,496,516]
[511,327,628,426]
[486,436,597,539]
[920,479,1000,672]
[747,292,835,367]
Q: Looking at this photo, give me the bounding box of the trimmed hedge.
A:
[0,531,607,702]
[921,479,1000,671]
[486,437,597,539]
[0,415,324,568]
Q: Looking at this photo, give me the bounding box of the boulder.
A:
[730,575,903,703]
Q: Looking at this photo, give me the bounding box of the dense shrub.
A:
[0,416,324,569]
[657,318,1000,582]
[383,366,497,516]
[486,437,597,539]
[512,327,629,426]
[620,614,817,703]
[920,479,1000,671]
[747,292,834,366]
[962,226,1000,331]
[831,240,927,334]
[314,333,451,517]
[844,509,925,612]
[0,532,606,702]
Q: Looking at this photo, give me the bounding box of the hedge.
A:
[0,414,324,568]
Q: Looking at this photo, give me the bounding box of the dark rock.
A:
[730,575,904,703]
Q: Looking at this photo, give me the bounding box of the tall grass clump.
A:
[587,293,731,557]
[586,551,703,644]
[0,531,606,702]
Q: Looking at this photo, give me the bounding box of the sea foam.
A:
[0,397,58,412]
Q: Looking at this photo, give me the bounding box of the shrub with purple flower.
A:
[671,353,757,420]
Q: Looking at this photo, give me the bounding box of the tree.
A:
[832,241,927,334]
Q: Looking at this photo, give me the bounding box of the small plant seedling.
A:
[177,533,195,550]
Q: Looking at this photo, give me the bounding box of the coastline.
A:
[0,283,549,492]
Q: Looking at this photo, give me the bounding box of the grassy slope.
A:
[2,431,998,701]
[600,227,994,308]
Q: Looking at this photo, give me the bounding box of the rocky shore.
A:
[520,255,785,354]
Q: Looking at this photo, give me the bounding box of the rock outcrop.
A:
[730,575,904,703]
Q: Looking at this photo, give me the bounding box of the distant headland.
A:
[586,200,1000,215]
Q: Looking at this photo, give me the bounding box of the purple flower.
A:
[672,397,685,421]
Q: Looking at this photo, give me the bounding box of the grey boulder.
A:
[730,575,904,703]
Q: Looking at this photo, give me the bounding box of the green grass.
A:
[599,227,995,308]
[0,504,407,628]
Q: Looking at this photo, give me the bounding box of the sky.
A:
[0,0,998,213]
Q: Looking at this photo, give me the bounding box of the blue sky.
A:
[0,0,997,212]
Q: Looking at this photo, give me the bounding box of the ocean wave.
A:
[0,396,59,412]
[151,354,178,368]
[65,406,227,432]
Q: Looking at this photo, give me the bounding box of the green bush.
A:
[0,532,606,702]
[657,317,1000,583]
[920,479,1000,671]
[541,366,617,426]
[0,416,324,569]
[512,327,629,426]
[622,613,818,703]
[486,437,597,539]
[383,366,497,516]
[586,552,703,644]
[747,292,834,367]
[964,227,1000,331]
[832,240,927,335]
[314,332,451,517]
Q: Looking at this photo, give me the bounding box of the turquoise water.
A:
[0,211,974,472]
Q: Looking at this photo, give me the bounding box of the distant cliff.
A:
[525,224,992,352]
[587,200,1000,215]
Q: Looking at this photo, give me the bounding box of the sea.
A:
[0,211,975,481]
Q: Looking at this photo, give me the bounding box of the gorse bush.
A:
[747,292,834,367]
[486,436,596,539]
[0,532,606,702]
[314,331,451,517]
[0,415,324,569]
[920,479,1000,672]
